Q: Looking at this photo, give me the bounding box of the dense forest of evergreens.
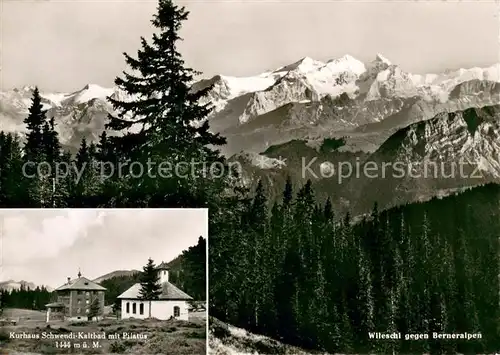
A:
[210,179,499,354]
[168,236,207,301]
[102,237,207,312]
[0,286,52,312]
[0,0,498,353]
[99,273,142,309]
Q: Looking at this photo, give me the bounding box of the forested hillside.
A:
[168,236,206,301]
[99,273,142,308]
[100,237,206,311]
[0,286,52,313]
[210,178,499,354]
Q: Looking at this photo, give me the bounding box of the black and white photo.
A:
[1,0,499,354]
[0,209,208,354]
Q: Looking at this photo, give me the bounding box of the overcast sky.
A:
[1,0,499,92]
[0,209,208,289]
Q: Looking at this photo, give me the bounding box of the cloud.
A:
[2,210,101,263]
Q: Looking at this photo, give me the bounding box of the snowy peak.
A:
[366,65,418,100]
[272,56,325,74]
[374,53,392,66]
[63,84,115,105]
[197,53,500,128]
[1,54,499,157]
[325,54,366,76]
[272,54,366,77]
[233,54,370,123]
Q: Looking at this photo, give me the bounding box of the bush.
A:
[40,345,57,355]
[183,322,203,329]
[109,341,127,353]
[0,330,10,343]
[209,317,230,339]
[186,330,206,339]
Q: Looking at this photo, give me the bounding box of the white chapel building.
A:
[117,262,193,321]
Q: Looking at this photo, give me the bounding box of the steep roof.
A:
[117,282,193,301]
[156,261,169,270]
[55,276,106,291]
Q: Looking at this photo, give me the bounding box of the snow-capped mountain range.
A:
[201,53,498,123]
[1,53,498,155]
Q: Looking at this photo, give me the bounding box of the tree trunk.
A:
[149,300,152,318]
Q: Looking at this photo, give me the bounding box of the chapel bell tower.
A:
[157,261,169,284]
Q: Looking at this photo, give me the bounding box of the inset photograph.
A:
[0,208,208,355]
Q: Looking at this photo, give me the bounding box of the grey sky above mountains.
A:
[0,209,208,289]
[1,0,498,92]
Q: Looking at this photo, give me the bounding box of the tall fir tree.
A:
[138,258,163,318]
[23,88,50,206]
[23,87,46,161]
[105,0,231,207]
[41,116,63,207]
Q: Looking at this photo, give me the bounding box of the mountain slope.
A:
[92,270,140,284]
[209,317,327,355]
[234,104,500,216]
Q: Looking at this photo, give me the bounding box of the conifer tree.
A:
[105,0,230,207]
[180,236,206,301]
[0,133,27,206]
[23,88,50,206]
[70,138,101,206]
[42,117,61,164]
[24,87,46,161]
[138,258,162,318]
[356,247,374,343]
[41,116,63,207]
[0,290,4,316]
[245,180,268,330]
[88,298,101,321]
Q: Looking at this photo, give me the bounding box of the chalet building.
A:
[118,262,193,321]
[45,271,106,322]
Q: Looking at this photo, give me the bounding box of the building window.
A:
[86,292,90,297]
[86,309,89,314]
[173,306,180,317]
[126,302,130,313]
[132,303,136,314]
[139,303,144,315]
[77,308,81,314]
[164,271,166,275]
[77,291,82,295]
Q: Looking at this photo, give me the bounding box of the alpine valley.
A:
[1,54,499,215]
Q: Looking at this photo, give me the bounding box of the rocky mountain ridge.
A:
[233,104,500,216]
[1,54,498,156]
